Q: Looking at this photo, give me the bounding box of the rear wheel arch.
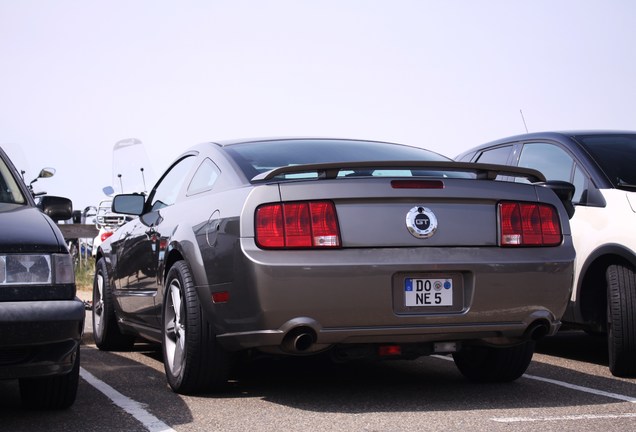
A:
[163,248,185,283]
[162,241,226,322]
[577,245,636,331]
[162,234,208,289]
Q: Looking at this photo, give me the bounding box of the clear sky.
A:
[1,0,635,211]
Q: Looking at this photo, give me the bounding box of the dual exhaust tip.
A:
[281,327,316,353]
[279,320,550,354]
[526,321,550,341]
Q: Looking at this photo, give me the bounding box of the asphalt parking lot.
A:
[1,292,635,432]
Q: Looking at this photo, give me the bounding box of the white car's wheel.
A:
[606,264,636,377]
[162,260,231,394]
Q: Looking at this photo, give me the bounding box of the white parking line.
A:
[492,413,636,423]
[432,355,636,423]
[493,374,636,423]
[523,373,636,403]
[80,367,176,432]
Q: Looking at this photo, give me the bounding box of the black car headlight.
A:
[0,254,74,285]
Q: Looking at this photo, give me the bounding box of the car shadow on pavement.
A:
[535,329,608,366]
[209,351,631,414]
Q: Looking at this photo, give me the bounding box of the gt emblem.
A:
[406,206,438,239]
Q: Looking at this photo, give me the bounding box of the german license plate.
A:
[404,278,453,306]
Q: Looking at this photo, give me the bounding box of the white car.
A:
[91,198,130,256]
[457,131,636,377]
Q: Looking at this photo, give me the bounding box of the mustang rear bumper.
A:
[207,240,574,353]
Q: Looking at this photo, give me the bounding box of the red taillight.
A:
[255,201,341,249]
[283,202,312,247]
[499,202,562,246]
[255,203,285,248]
[100,231,114,242]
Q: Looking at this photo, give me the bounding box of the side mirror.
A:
[38,167,56,179]
[29,167,57,196]
[38,195,73,221]
[112,194,145,215]
[537,180,575,219]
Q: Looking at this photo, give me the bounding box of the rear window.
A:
[574,134,636,189]
[223,139,451,180]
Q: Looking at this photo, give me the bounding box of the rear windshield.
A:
[222,139,451,180]
[574,134,636,190]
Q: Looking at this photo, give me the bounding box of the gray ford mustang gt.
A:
[93,138,575,394]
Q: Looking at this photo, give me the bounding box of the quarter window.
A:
[188,158,221,195]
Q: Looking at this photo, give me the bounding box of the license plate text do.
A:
[404,278,453,307]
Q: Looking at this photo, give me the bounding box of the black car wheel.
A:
[452,341,535,382]
[93,257,135,350]
[606,264,636,377]
[19,346,80,410]
[162,260,231,394]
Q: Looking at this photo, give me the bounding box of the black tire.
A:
[606,264,636,377]
[92,257,135,350]
[162,260,231,394]
[452,341,535,382]
[19,346,80,409]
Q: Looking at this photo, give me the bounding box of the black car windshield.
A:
[223,139,455,181]
[574,134,636,190]
[0,153,26,205]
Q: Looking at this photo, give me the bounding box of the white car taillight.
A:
[101,231,115,242]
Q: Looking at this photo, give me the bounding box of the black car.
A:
[0,146,84,409]
[457,131,636,377]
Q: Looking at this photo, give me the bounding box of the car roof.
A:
[205,136,418,148]
[480,130,636,147]
[457,130,636,191]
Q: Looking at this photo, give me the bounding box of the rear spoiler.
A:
[251,161,547,183]
[252,161,575,219]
